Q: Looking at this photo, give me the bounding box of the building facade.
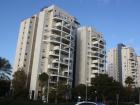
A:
[107,44,138,87]
[75,27,106,86]
[137,56,140,87]
[13,15,38,89]
[107,48,118,81]
[13,5,80,99]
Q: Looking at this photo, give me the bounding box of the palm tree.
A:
[125,76,134,87]
[0,57,11,80]
[38,72,49,100]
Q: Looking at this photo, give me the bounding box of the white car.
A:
[75,101,98,105]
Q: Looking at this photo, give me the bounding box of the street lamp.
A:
[95,90,97,102]
[46,74,50,103]
[116,94,119,105]
[86,81,90,101]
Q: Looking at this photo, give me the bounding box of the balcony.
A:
[92,41,98,44]
[63,57,69,61]
[52,59,59,63]
[48,64,58,70]
[91,70,99,74]
[55,22,62,27]
[90,64,97,68]
[53,46,60,50]
[49,51,59,57]
[51,28,61,35]
[92,60,99,64]
[60,59,68,66]
[61,48,69,54]
[49,37,61,44]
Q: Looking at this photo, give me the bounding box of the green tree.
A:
[38,72,48,99]
[0,80,11,97]
[0,57,11,80]
[91,74,123,102]
[57,82,71,103]
[12,68,28,99]
[125,76,134,87]
[71,84,86,101]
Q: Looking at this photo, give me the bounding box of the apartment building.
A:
[75,27,106,86]
[13,15,38,89]
[107,44,138,87]
[121,47,138,86]
[107,44,125,82]
[137,56,140,87]
[13,5,80,99]
[107,48,118,81]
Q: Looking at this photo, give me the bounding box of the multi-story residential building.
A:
[121,47,138,86]
[107,48,118,81]
[107,44,125,82]
[13,5,80,99]
[13,15,38,89]
[107,44,138,87]
[75,27,106,86]
[137,56,140,87]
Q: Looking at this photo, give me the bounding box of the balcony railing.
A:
[49,51,59,56]
[48,64,58,69]
[53,46,60,50]
[52,59,59,63]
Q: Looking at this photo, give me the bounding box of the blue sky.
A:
[0,0,140,65]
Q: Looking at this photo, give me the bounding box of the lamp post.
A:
[86,81,89,101]
[95,90,97,102]
[116,94,119,105]
[46,74,50,103]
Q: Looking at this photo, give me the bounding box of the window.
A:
[29,26,32,29]
[44,36,47,40]
[25,53,28,55]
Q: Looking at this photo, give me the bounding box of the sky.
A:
[0,0,140,65]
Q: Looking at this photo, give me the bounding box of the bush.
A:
[0,97,75,105]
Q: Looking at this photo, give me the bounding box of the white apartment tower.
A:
[121,47,138,86]
[13,15,38,89]
[107,48,118,81]
[13,5,79,99]
[75,27,106,86]
[107,44,138,87]
[137,56,140,87]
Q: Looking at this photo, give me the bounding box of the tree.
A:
[38,72,48,100]
[0,57,12,80]
[91,74,123,102]
[125,76,134,87]
[57,82,71,103]
[0,80,11,97]
[12,68,28,99]
[71,84,86,101]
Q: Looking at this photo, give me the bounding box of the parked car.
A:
[75,101,98,105]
